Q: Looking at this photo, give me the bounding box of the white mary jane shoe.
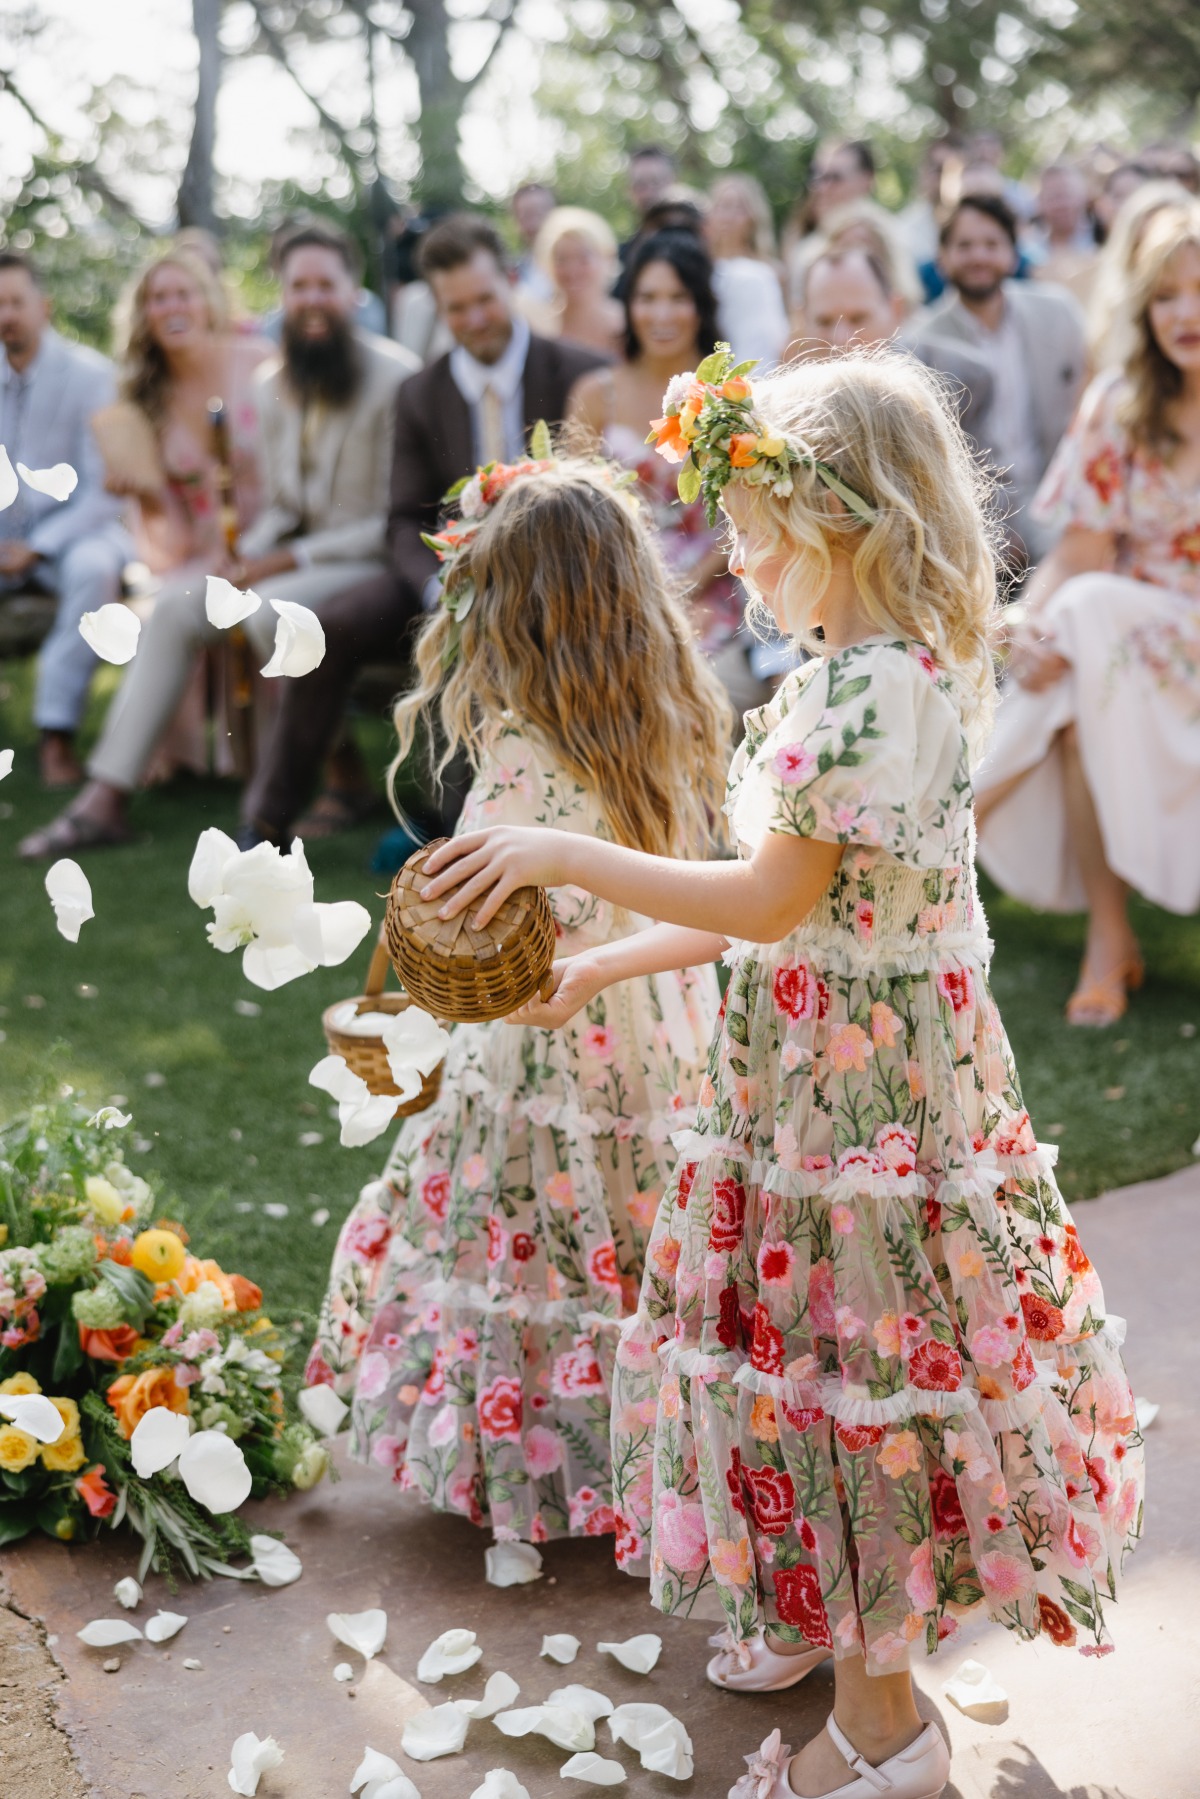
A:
[727,1714,950,1799]
[706,1625,831,1692]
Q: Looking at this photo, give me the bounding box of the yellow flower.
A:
[0,1372,41,1396]
[41,1434,87,1473]
[85,1175,126,1226]
[749,1394,779,1442]
[877,1429,922,1480]
[756,433,786,458]
[130,1229,187,1282]
[0,1223,8,1247]
[47,1395,81,1437]
[0,1424,40,1473]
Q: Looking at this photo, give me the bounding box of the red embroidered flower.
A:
[584,1504,616,1536]
[1061,1225,1091,1275]
[676,1162,697,1211]
[512,1232,537,1262]
[420,1172,451,1220]
[742,1463,795,1536]
[781,1401,825,1434]
[587,1239,621,1290]
[1020,1291,1064,1341]
[1011,1338,1038,1391]
[344,1214,391,1261]
[1037,1592,1077,1647]
[925,1194,943,1235]
[816,979,831,1022]
[478,1375,523,1442]
[486,1216,507,1267]
[716,1283,742,1349]
[930,1471,966,1537]
[936,967,974,1013]
[833,1420,885,1453]
[758,1241,795,1286]
[613,1511,642,1565]
[709,1178,747,1253]
[773,1564,833,1647]
[726,1445,746,1515]
[750,1302,785,1375]
[808,1256,836,1335]
[907,1338,963,1392]
[773,961,816,1023]
[1085,1455,1113,1508]
[1084,445,1121,506]
[552,1340,606,1397]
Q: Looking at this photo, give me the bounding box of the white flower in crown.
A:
[458,472,487,520]
[663,371,697,412]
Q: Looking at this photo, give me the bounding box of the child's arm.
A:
[511,923,728,1029]
[422,825,844,943]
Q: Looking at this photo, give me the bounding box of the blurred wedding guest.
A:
[790,198,923,327]
[898,133,964,272]
[510,180,557,306]
[19,225,417,861]
[0,251,131,788]
[966,126,1036,220]
[1139,141,1200,193]
[528,206,624,356]
[910,194,1086,560]
[1087,178,1191,367]
[260,215,385,341]
[976,205,1200,1026]
[231,214,605,852]
[1030,163,1100,304]
[620,145,677,257]
[568,228,760,714]
[1093,161,1150,240]
[386,209,454,366]
[702,172,788,367]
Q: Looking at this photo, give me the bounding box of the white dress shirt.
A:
[449,315,531,467]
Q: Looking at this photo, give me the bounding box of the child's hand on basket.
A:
[509,955,606,1029]
[422,827,569,927]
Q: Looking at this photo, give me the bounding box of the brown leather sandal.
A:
[17,809,134,863]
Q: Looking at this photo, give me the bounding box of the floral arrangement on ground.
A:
[0,1094,327,1576]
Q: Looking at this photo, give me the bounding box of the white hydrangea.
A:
[663,371,696,412]
[458,473,487,519]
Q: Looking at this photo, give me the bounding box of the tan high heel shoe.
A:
[728,1716,950,1799]
[1066,954,1144,1029]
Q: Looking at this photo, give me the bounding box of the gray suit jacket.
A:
[239,329,420,565]
[2,328,127,561]
[907,281,1087,487]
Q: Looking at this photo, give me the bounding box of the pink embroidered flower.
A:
[552,1338,605,1397]
[486,1216,508,1268]
[904,1538,936,1612]
[461,1153,489,1190]
[357,1351,391,1401]
[522,1425,564,1477]
[970,1324,1017,1366]
[419,1172,451,1221]
[830,1203,856,1235]
[978,1550,1031,1600]
[478,1375,524,1443]
[808,1257,836,1335]
[873,1312,901,1356]
[1064,1514,1102,1569]
[854,900,874,940]
[827,1023,873,1073]
[343,1214,391,1262]
[584,1024,617,1063]
[655,1488,710,1570]
[773,742,817,785]
[937,967,974,1013]
[876,1123,918,1178]
[757,1240,796,1286]
[994,1111,1037,1156]
[587,1239,622,1291]
[836,1144,885,1178]
[428,1404,458,1448]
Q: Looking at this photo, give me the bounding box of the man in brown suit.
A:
[239,214,607,848]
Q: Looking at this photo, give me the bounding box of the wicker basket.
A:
[321,939,443,1115]
[385,837,557,1024]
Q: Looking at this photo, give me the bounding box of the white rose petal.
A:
[249,1535,303,1587]
[261,598,325,678]
[243,941,317,991]
[484,1541,543,1588]
[0,747,12,779]
[494,1705,594,1754]
[309,1054,399,1147]
[77,1619,144,1647]
[597,1635,662,1675]
[177,1429,252,1514]
[45,858,94,944]
[145,1610,188,1643]
[188,827,241,908]
[541,1634,581,1664]
[457,1671,520,1718]
[17,459,77,500]
[298,1385,348,1438]
[1135,1397,1160,1431]
[399,1702,469,1761]
[470,1774,532,1799]
[206,575,263,629]
[113,1577,142,1610]
[560,1753,627,1786]
[228,1731,284,1796]
[334,1663,354,1682]
[417,1627,484,1684]
[79,601,140,664]
[327,1608,387,1660]
[381,1007,450,1087]
[130,1406,192,1478]
[547,1687,614,1724]
[312,899,372,969]
[0,1392,65,1443]
[942,1659,1008,1719]
[607,1705,693,1780]
[350,1745,423,1799]
[0,444,17,508]
[89,1106,131,1130]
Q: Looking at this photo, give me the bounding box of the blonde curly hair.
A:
[727,348,1002,754]
[392,459,733,857]
[1118,200,1200,456]
[115,250,229,427]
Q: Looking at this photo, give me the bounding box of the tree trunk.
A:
[177,0,223,230]
[404,0,465,208]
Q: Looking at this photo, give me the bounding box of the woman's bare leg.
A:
[786,1657,925,1796]
[1059,722,1139,1021]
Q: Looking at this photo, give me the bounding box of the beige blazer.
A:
[239,329,419,565]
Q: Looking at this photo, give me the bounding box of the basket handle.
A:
[360,931,393,1003]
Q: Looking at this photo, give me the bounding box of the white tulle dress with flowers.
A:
[611,637,1144,1672]
[307,724,719,1543]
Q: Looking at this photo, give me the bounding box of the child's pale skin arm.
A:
[510,922,730,1028]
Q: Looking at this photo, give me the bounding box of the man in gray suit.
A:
[0,251,130,787]
[20,223,418,859]
[907,195,1087,561]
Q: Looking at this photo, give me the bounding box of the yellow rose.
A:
[48,1395,81,1437]
[756,433,786,458]
[85,1175,126,1226]
[130,1229,187,1282]
[41,1434,87,1472]
[0,1424,40,1473]
[0,1372,41,1396]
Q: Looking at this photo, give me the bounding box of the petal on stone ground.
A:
[0,1391,66,1442]
[177,1429,252,1513]
[113,1578,141,1610]
[248,1535,303,1587]
[228,1731,284,1796]
[17,459,78,500]
[145,1610,188,1642]
[457,1671,520,1719]
[45,858,94,943]
[607,1705,693,1780]
[130,1405,192,1478]
[79,601,140,664]
[596,1634,662,1674]
[540,1634,581,1664]
[546,1687,614,1724]
[77,1619,144,1647]
[298,1385,348,1438]
[484,1541,543,1587]
[560,1752,627,1786]
[350,1745,422,1798]
[261,598,325,677]
[493,1705,594,1753]
[416,1628,484,1684]
[469,1774,531,1799]
[942,1659,1008,1718]
[327,1608,387,1660]
[206,575,262,628]
[399,1702,469,1761]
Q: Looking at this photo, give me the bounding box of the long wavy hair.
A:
[114,250,228,427]
[729,348,1001,756]
[1087,178,1191,368]
[623,229,719,366]
[392,460,732,857]
[1117,202,1200,456]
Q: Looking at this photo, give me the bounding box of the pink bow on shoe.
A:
[709,1623,757,1670]
[729,1728,793,1799]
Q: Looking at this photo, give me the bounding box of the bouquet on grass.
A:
[0,1095,326,1578]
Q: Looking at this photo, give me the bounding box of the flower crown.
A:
[648,343,877,528]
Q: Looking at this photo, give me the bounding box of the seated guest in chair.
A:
[0,251,131,789]
[20,223,418,862]
[236,212,609,854]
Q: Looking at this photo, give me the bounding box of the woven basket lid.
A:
[391,840,548,966]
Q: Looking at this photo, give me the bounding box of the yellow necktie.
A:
[480,382,506,464]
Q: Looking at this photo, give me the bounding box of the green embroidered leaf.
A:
[827,675,871,707]
[725,1009,750,1048]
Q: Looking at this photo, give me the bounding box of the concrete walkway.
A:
[5,1165,1199,1799]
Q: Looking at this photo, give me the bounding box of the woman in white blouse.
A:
[703,174,790,369]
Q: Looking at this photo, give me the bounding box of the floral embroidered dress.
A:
[611,638,1143,1672]
[977,370,1200,912]
[309,724,719,1542]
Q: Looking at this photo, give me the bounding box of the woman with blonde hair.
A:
[705,173,790,367]
[1086,176,1191,367]
[529,205,625,356]
[420,347,1142,1798]
[308,455,730,1545]
[978,202,1200,1024]
[19,248,272,857]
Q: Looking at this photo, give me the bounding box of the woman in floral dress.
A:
[421,350,1144,1799]
[978,203,1200,1025]
[308,458,731,1544]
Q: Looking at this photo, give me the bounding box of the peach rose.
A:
[105,1366,190,1440]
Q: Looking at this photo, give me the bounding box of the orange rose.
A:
[105,1367,190,1440]
[228,1273,263,1313]
[721,376,751,401]
[650,414,691,464]
[727,432,760,469]
[79,1323,141,1363]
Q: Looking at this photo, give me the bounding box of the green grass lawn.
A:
[2,656,1198,1330]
